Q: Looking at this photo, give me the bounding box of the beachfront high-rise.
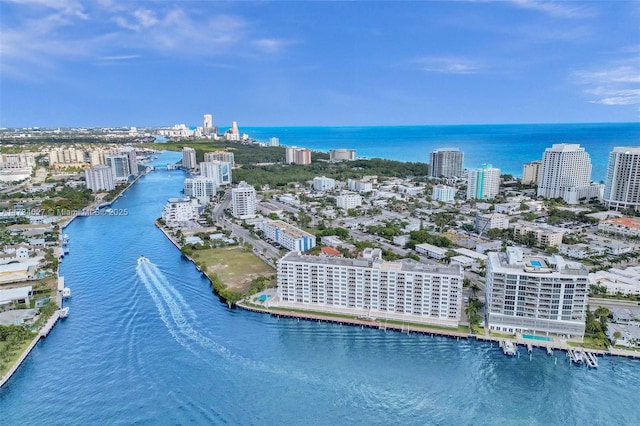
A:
[485,247,588,338]
[522,160,542,185]
[285,147,312,165]
[181,147,197,170]
[466,164,500,200]
[537,143,602,204]
[429,148,464,178]
[329,149,356,162]
[203,114,213,135]
[277,249,463,327]
[231,181,256,219]
[603,147,640,212]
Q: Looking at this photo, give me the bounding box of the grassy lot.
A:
[567,337,609,350]
[0,332,37,378]
[190,246,275,293]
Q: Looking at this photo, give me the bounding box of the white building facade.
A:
[432,185,456,203]
[277,250,463,327]
[184,177,217,204]
[486,248,588,337]
[429,148,464,178]
[204,151,235,167]
[200,161,232,186]
[85,165,115,192]
[336,193,363,209]
[161,198,201,226]
[313,176,336,192]
[603,147,640,212]
[467,164,500,200]
[232,181,256,219]
[181,147,197,170]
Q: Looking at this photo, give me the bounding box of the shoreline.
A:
[235,300,640,360]
[0,171,147,389]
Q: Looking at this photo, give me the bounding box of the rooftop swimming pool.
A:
[529,260,542,267]
[523,334,552,341]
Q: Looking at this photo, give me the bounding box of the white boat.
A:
[59,307,70,319]
[138,255,149,265]
[62,287,71,298]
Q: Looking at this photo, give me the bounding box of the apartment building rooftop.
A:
[490,247,588,276]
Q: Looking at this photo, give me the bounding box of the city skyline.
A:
[1,1,638,128]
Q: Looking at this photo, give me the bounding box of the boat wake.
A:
[135,258,231,358]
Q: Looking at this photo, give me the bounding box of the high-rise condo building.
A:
[485,247,588,338]
[85,165,115,192]
[269,137,280,147]
[200,161,232,185]
[285,147,312,165]
[603,147,640,212]
[203,114,213,135]
[184,177,217,204]
[277,249,463,327]
[329,149,356,162]
[466,164,500,200]
[232,181,256,219]
[106,154,131,184]
[429,148,464,178]
[182,147,197,170]
[522,160,542,185]
[123,147,139,177]
[204,151,235,167]
[537,143,602,204]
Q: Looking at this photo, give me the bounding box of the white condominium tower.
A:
[200,160,232,185]
[182,147,197,170]
[232,181,256,219]
[537,144,594,204]
[429,148,464,178]
[85,165,115,192]
[466,164,500,200]
[604,147,640,212]
[203,114,213,135]
[277,248,463,327]
[485,247,588,338]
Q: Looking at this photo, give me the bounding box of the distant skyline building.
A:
[232,181,256,219]
[537,143,601,204]
[181,147,197,170]
[85,165,115,192]
[429,148,464,178]
[466,164,500,200]
[329,148,356,162]
[285,147,312,165]
[522,160,542,185]
[269,137,280,147]
[200,160,231,186]
[603,147,640,212]
[203,114,214,135]
[485,247,588,338]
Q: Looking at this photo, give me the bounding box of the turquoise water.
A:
[523,334,553,342]
[1,147,640,424]
[530,260,542,267]
[242,122,640,182]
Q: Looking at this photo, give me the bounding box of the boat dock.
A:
[499,340,517,356]
[567,349,599,368]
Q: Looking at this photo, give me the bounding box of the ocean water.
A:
[1,150,640,425]
[242,123,640,182]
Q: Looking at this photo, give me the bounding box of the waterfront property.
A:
[486,247,588,338]
[276,248,463,327]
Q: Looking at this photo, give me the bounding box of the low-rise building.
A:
[313,176,336,192]
[432,185,456,203]
[559,243,607,260]
[475,213,509,233]
[336,193,362,210]
[513,223,565,248]
[347,179,374,193]
[276,250,463,327]
[415,243,447,260]
[590,266,640,296]
[598,217,640,238]
[261,220,316,252]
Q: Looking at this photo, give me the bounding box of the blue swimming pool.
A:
[530,260,542,267]
[523,334,552,341]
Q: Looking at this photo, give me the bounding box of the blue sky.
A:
[1,0,638,128]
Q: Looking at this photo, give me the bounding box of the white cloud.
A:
[508,0,595,19]
[573,59,640,106]
[414,57,482,74]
